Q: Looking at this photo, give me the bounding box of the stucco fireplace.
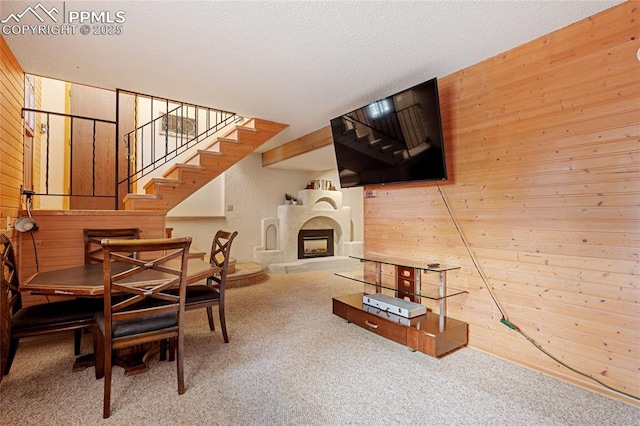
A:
[254,189,362,272]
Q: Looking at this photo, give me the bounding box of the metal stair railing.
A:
[21,107,118,205]
[20,92,239,210]
[117,89,240,194]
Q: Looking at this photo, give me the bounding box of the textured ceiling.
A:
[1,0,622,170]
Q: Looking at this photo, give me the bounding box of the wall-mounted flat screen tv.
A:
[331,77,447,188]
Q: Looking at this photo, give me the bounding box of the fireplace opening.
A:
[298,229,334,259]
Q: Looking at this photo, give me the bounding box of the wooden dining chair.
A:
[93,237,191,419]
[174,230,237,343]
[0,234,100,382]
[83,228,140,264]
[77,228,141,351]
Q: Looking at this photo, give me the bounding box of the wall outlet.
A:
[226,204,234,211]
[6,216,12,230]
[364,189,377,198]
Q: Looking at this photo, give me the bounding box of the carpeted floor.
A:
[1,270,638,425]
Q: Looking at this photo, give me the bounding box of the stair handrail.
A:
[21,107,119,207]
[116,90,240,194]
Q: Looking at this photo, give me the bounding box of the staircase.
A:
[123,118,288,211]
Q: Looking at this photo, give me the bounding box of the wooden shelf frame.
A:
[333,255,468,357]
[336,255,466,332]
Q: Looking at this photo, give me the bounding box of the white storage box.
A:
[362,293,426,318]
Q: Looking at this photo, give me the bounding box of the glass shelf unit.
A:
[335,270,466,301]
[332,255,469,356]
[336,255,466,302]
[348,254,461,273]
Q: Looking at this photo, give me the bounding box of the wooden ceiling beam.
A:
[261,126,332,167]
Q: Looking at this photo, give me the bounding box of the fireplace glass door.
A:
[298,229,334,259]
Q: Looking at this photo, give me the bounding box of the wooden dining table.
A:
[21,258,220,375]
[23,258,219,297]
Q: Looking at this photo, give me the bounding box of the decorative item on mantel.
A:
[306,179,336,190]
[284,193,297,205]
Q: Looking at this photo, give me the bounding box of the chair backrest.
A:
[101,237,191,344]
[0,234,21,316]
[208,230,238,288]
[84,228,140,264]
[1,234,21,379]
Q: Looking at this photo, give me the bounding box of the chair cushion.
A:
[11,298,103,334]
[168,285,220,304]
[95,311,178,338]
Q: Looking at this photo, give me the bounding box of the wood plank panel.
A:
[363,2,639,405]
[445,47,640,129]
[1,35,23,243]
[17,210,167,295]
[262,125,332,167]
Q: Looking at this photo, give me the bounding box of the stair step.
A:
[218,136,241,144]
[125,118,288,211]
[252,118,288,133]
[183,150,222,166]
[196,151,232,169]
[143,178,181,193]
[200,138,234,152]
[226,262,267,288]
[184,150,224,167]
[199,133,245,154]
[197,149,224,157]
[228,127,267,146]
[164,163,205,180]
[124,193,159,199]
[122,193,160,206]
[224,126,258,141]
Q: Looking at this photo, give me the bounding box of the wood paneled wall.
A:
[18,210,167,306]
[363,3,639,404]
[0,35,23,240]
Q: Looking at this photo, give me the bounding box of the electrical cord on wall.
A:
[435,184,508,320]
[436,183,638,401]
[29,230,39,273]
[23,189,40,273]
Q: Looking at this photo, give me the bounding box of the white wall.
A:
[39,78,66,209]
[134,96,229,216]
[167,153,312,261]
